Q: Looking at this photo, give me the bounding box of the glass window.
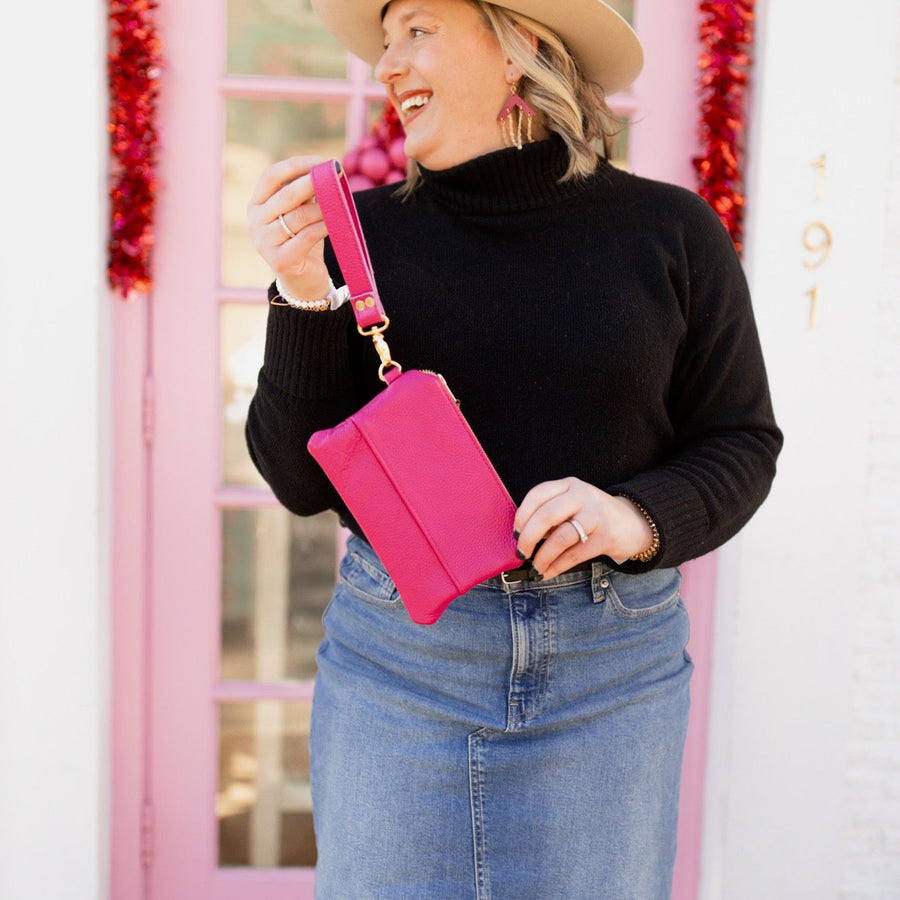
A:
[218,700,316,867]
[222,303,267,488]
[609,120,630,170]
[227,0,346,79]
[606,0,634,25]
[221,507,337,682]
[222,98,348,288]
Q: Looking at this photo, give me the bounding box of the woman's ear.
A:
[505,24,539,82]
[515,23,540,57]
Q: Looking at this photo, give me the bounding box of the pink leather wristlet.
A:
[310,160,387,330]
[305,158,522,624]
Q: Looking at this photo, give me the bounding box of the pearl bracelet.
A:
[626,499,661,562]
[272,277,332,311]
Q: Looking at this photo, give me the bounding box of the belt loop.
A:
[591,560,611,602]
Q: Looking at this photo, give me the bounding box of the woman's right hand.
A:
[247,155,331,303]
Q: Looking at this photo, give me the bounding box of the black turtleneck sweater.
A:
[246,137,782,572]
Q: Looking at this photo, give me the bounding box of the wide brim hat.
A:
[310,0,644,96]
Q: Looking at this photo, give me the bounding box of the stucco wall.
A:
[840,17,900,898]
[701,2,900,898]
[0,2,109,899]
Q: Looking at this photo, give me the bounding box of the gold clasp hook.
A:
[358,317,402,381]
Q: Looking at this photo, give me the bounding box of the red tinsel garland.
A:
[694,0,755,255]
[104,3,752,291]
[107,0,162,299]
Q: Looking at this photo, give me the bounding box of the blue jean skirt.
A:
[310,535,693,900]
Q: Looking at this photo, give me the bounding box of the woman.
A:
[246,1,782,897]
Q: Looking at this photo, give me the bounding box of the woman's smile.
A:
[376,0,514,169]
[397,90,433,125]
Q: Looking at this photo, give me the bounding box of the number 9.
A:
[803,221,833,270]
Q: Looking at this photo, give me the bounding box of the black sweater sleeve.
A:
[245,283,364,519]
[608,196,782,570]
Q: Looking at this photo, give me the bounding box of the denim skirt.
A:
[310,535,693,900]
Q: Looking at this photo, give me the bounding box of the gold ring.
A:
[278,213,296,239]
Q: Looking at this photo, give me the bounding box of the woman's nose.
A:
[375,42,407,84]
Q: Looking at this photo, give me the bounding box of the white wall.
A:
[0,2,109,899]
[702,1,900,898]
[842,18,900,896]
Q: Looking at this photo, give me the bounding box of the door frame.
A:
[111,2,715,897]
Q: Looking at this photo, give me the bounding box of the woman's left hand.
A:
[514,478,654,579]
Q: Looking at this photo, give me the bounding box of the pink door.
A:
[111,2,714,897]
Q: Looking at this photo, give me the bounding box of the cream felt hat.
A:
[310,0,644,95]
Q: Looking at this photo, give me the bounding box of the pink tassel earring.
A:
[497,82,535,150]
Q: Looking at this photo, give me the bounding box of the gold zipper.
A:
[419,369,460,406]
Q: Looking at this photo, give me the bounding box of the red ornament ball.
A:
[359,148,390,183]
[388,136,407,170]
[341,148,361,175]
[348,173,376,192]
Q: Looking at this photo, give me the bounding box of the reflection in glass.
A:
[222,508,337,682]
[227,0,346,79]
[606,0,635,25]
[610,120,630,171]
[222,304,268,488]
[223,98,348,288]
[218,701,316,867]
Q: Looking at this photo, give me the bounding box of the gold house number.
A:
[803,221,833,270]
[803,155,832,329]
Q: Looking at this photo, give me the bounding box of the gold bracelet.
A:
[627,499,660,562]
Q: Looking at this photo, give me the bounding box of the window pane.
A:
[218,701,316,867]
[221,508,337,682]
[222,98,348,288]
[610,119,630,170]
[607,0,634,25]
[222,303,267,489]
[227,0,346,79]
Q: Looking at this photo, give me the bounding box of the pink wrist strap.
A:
[305,158,522,624]
[310,160,387,330]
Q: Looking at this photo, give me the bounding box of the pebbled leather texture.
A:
[310,160,387,329]
[308,370,522,624]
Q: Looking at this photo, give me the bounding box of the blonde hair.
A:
[396,0,620,197]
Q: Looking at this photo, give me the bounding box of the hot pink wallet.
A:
[306,161,520,624]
